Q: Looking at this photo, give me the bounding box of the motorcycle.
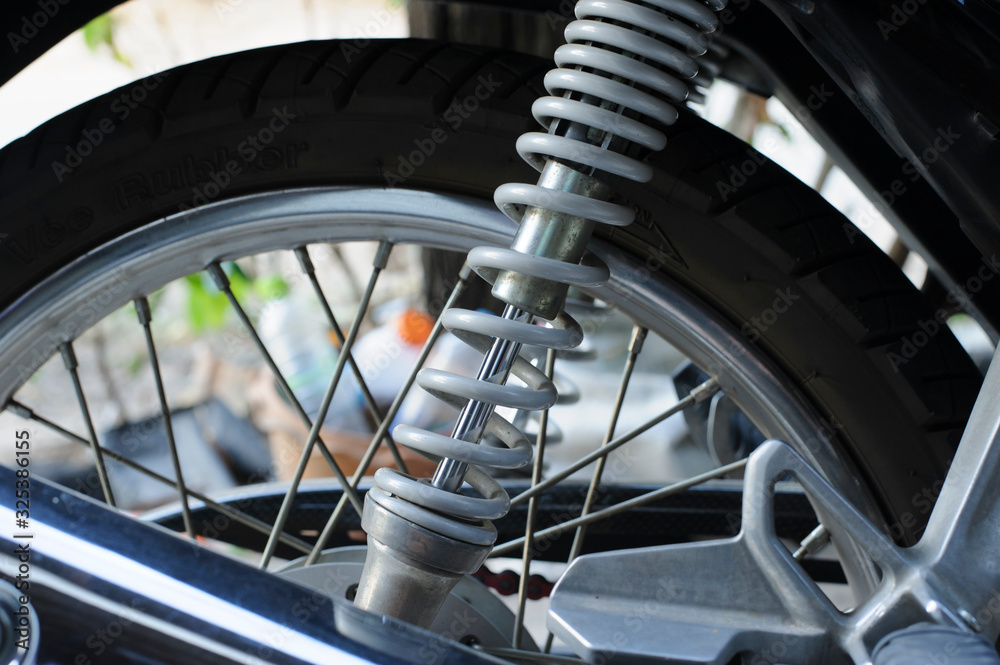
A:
[1,0,999,662]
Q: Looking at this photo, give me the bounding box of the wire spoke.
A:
[259,242,393,569]
[542,326,646,653]
[136,297,195,539]
[508,376,720,510]
[59,342,116,507]
[567,326,646,560]
[205,262,364,514]
[491,457,748,558]
[513,348,556,649]
[294,246,408,474]
[4,400,313,554]
[304,264,475,565]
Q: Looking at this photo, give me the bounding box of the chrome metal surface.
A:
[493,163,608,319]
[549,441,839,664]
[354,496,491,629]
[281,547,536,651]
[431,304,532,493]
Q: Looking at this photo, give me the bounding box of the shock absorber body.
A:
[355,0,727,629]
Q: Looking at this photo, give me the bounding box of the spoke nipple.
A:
[959,608,983,633]
[793,524,830,561]
[135,297,153,325]
[294,246,315,274]
[6,400,33,420]
[692,377,721,403]
[628,327,648,355]
[206,263,230,291]
[372,241,392,271]
[59,343,78,371]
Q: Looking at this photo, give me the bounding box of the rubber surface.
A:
[0,39,981,541]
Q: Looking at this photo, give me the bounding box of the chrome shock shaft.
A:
[433,304,528,493]
[355,0,727,629]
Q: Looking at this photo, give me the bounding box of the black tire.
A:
[0,39,981,542]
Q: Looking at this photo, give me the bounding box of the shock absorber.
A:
[355,0,727,628]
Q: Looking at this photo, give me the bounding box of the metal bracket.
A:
[550,342,1000,664]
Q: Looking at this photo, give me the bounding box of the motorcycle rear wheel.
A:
[0,38,982,659]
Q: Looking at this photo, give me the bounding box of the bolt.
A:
[959,608,982,632]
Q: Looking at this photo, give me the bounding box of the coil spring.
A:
[688,42,728,106]
[370,0,726,547]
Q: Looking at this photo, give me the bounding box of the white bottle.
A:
[259,295,368,433]
[352,307,434,409]
[395,327,483,435]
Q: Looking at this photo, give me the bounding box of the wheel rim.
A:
[0,185,883,657]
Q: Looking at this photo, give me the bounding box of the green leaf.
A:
[81,14,132,67]
[224,261,252,302]
[253,274,289,301]
[82,15,113,52]
[761,119,792,142]
[183,274,229,332]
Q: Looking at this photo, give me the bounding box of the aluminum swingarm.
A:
[549,344,1000,665]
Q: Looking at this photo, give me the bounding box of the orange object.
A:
[396,307,434,345]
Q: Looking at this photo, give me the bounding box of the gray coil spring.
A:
[688,42,728,106]
[370,0,726,546]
